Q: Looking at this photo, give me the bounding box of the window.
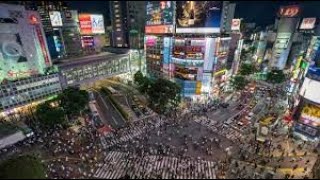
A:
[117,37,122,41]
[116,23,121,28]
[116,28,121,31]
[114,4,119,8]
[116,19,120,23]
[115,14,120,18]
[115,9,119,13]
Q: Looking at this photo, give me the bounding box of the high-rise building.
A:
[127,1,145,49]
[145,1,236,100]
[109,1,129,48]
[270,5,301,70]
[109,1,146,49]
[61,10,82,56]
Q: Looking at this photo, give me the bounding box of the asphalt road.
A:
[206,101,242,123]
[93,91,126,129]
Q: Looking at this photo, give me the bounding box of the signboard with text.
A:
[49,11,63,27]
[79,14,105,35]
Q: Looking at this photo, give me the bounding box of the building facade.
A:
[145,1,236,100]
[0,3,52,83]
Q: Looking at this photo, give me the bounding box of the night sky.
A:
[67,1,320,27]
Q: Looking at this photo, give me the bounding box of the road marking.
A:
[112,116,119,125]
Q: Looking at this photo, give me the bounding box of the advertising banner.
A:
[163,37,172,65]
[231,19,241,31]
[49,11,63,27]
[91,15,105,34]
[176,1,222,34]
[79,14,105,35]
[79,14,92,34]
[81,36,94,48]
[300,18,316,30]
[145,25,173,34]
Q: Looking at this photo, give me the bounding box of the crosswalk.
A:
[100,118,162,149]
[193,116,245,143]
[94,151,217,179]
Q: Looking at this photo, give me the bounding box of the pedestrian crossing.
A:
[193,117,245,144]
[100,118,162,149]
[94,151,217,179]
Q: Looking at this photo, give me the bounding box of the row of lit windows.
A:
[0,85,61,110]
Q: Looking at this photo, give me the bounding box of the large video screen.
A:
[299,102,320,127]
[173,38,206,60]
[79,14,105,35]
[146,1,173,26]
[174,66,198,81]
[299,77,320,104]
[176,1,222,33]
[145,1,174,34]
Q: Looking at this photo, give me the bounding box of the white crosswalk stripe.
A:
[93,151,217,179]
[99,118,162,149]
[193,116,245,143]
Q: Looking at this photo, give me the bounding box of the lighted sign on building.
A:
[278,5,300,18]
[49,11,63,27]
[299,18,317,30]
[176,1,222,34]
[231,19,241,31]
[79,14,105,35]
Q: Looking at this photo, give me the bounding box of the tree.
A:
[230,75,248,91]
[239,63,256,75]
[36,101,65,129]
[0,155,46,179]
[58,87,89,117]
[134,70,144,85]
[266,70,286,84]
[147,78,181,114]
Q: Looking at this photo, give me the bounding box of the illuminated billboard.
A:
[299,102,320,127]
[278,5,300,18]
[145,1,174,34]
[176,1,222,34]
[231,19,241,31]
[81,36,94,48]
[79,14,105,35]
[300,77,320,104]
[300,18,316,30]
[49,11,63,27]
[145,25,173,34]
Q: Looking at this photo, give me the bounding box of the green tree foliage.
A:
[0,155,46,179]
[134,70,144,85]
[147,78,181,113]
[134,71,151,94]
[36,101,65,129]
[266,70,286,84]
[58,87,89,117]
[239,63,256,75]
[230,75,248,91]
